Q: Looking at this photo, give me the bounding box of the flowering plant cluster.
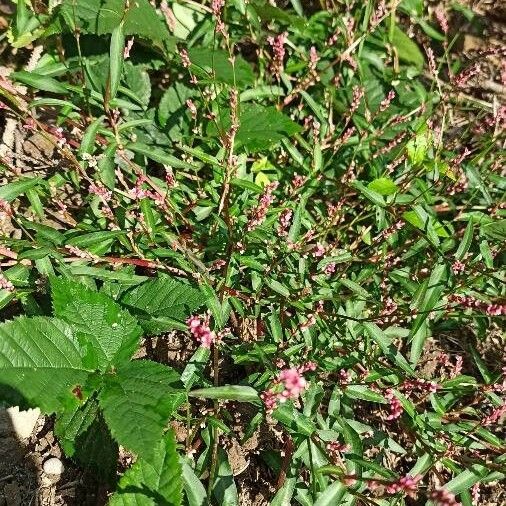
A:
[0,0,504,505]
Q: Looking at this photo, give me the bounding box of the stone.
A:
[43,457,64,476]
[0,407,41,440]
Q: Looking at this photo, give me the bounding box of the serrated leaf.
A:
[109,430,182,506]
[75,413,119,483]
[234,105,301,152]
[99,360,185,459]
[51,277,142,370]
[0,316,89,413]
[56,0,174,47]
[187,47,254,87]
[54,397,99,456]
[119,275,207,333]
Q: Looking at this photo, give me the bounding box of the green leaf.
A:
[213,448,239,506]
[181,347,211,390]
[119,275,207,333]
[445,464,489,494]
[158,82,195,140]
[352,181,386,207]
[189,385,259,403]
[127,143,195,170]
[56,0,174,48]
[272,403,316,436]
[345,385,386,403]
[65,230,126,255]
[363,322,415,375]
[181,460,207,506]
[109,430,182,506]
[109,20,125,101]
[314,481,347,506]
[233,105,301,152]
[187,47,254,87]
[11,71,68,94]
[210,105,301,153]
[456,218,474,260]
[51,277,142,370]
[367,177,398,196]
[99,360,185,459]
[75,413,118,483]
[54,397,99,457]
[270,476,296,506]
[0,177,41,202]
[0,316,89,413]
[391,26,424,69]
[481,219,506,241]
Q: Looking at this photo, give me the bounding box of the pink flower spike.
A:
[186,315,215,348]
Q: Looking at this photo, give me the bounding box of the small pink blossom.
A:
[186,99,197,119]
[385,388,403,420]
[179,48,191,68]
[123,38,134,59]
[0,275,14,292]
[277,208,293,236]
[186,315,215,348]
[323,262,336,276]
[247,181,278,231]
[386,475,422,497]
[267,32,287,78]
[278,367,307,400]
[452,260,465,275]
[312,243,326,258]
[481,402,506,426]
[428,488,461,506]
[379,90,395,112]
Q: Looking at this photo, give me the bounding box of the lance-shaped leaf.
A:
[0,317,90,413]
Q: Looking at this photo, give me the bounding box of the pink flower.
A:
[247,181,279,231]
[267,32,287,78]
[123,38,134,59]
[278,367,307,400]
[386,475,422,498]
[379,90,395,112]
[186,315,215,348]
[482,402,506,426]
[277,208,293,236]
[179,48,191,68]
[385,389,403,420]
[0,275,14,292]
[323,262,336,276]
[428,488,461,506]
[452,260,465,275]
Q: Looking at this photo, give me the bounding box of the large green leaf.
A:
[119,274,207,333]
[99,360,186,459]
[0,317,90,413]
[391,26,424,69]
[211,104,301,153]
[51,277,142,370]
[187,48,254,87]
[109,430,182,506]
[54,0,174,48]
